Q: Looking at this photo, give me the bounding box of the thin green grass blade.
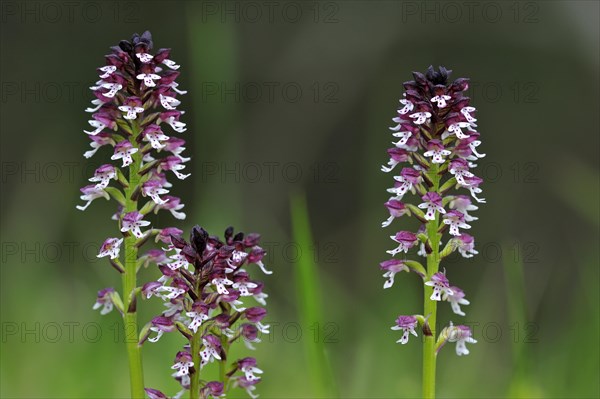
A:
[290,192,336,397]
[503,241,542,398]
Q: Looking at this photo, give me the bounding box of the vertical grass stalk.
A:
[290,192,336,397]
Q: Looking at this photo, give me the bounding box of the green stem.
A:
[122,124,145,399]
[189,330,202,399]
[423,163,441,399]
[220,339,230,383]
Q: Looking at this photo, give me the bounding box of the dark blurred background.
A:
[1,1,599,398]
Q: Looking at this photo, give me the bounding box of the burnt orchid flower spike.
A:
[79,31,191,398]
[143,226,273,399]
[379,66,486,398]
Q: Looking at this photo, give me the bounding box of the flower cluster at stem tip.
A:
[380,66,484,356]
[78,30,189,218]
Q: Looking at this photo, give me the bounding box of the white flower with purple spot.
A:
[448,159,474,186]
[227,250,249,269]
[142,281,163,299]
[443,323,477,356]
[392,130,413,147]
[93,288,115,315]
[431,94,451,108]
[157,285,186,300]
[84,119,109,136]
[247,246,272,274]
[186,302,210,333]
[449,195,478,222]
[382,199,408,228]
[443,210,471,236]
[387,167,420,199]
[460,175,486,203]
[237,377,259,399]
[89,164,117,189]
[159,94,181,110]
[424,272,453,301]
[100,82,122,98]
[238,358,263,382]
[409,111,431,125]
[171,351,193,387]
[97,237,123,260]
[83,133,113,158]
[136,73,161,87]
[147,316,176,343]
[85,99,105,113]
[142,125,170,150]
[120,211,150,238]
[461,106,477,123]
[398,98,414,114]
[76,184,109,211]
[118,104,144,120]
[169,81,187,95]
[380,259,409,288]
[164,116,187,133]
[418,192,446,221]
[232,275,258,296]
[381,148,409,173]
[136,52,154,63]
[155,195,186,220]
[166,249,189,271]
[163,59,180,70]
[160,156,191,180]
[447,121,473,140]
[142,180,170,205]
[391,315,418,344]
[387,231,418,256]
[454,233,478,258]
[211,276,234,295]
[98,65,116,79]
[424,139,451,164]
[111,141,138,167]
[200,335,222,367]
[445,286,470,316]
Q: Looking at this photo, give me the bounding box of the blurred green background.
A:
[1,0,599,398]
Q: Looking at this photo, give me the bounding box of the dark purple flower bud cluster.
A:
[142,225,271,399]
[380,66,485,355]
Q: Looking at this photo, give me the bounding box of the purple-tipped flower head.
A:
[379,66,486,357]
